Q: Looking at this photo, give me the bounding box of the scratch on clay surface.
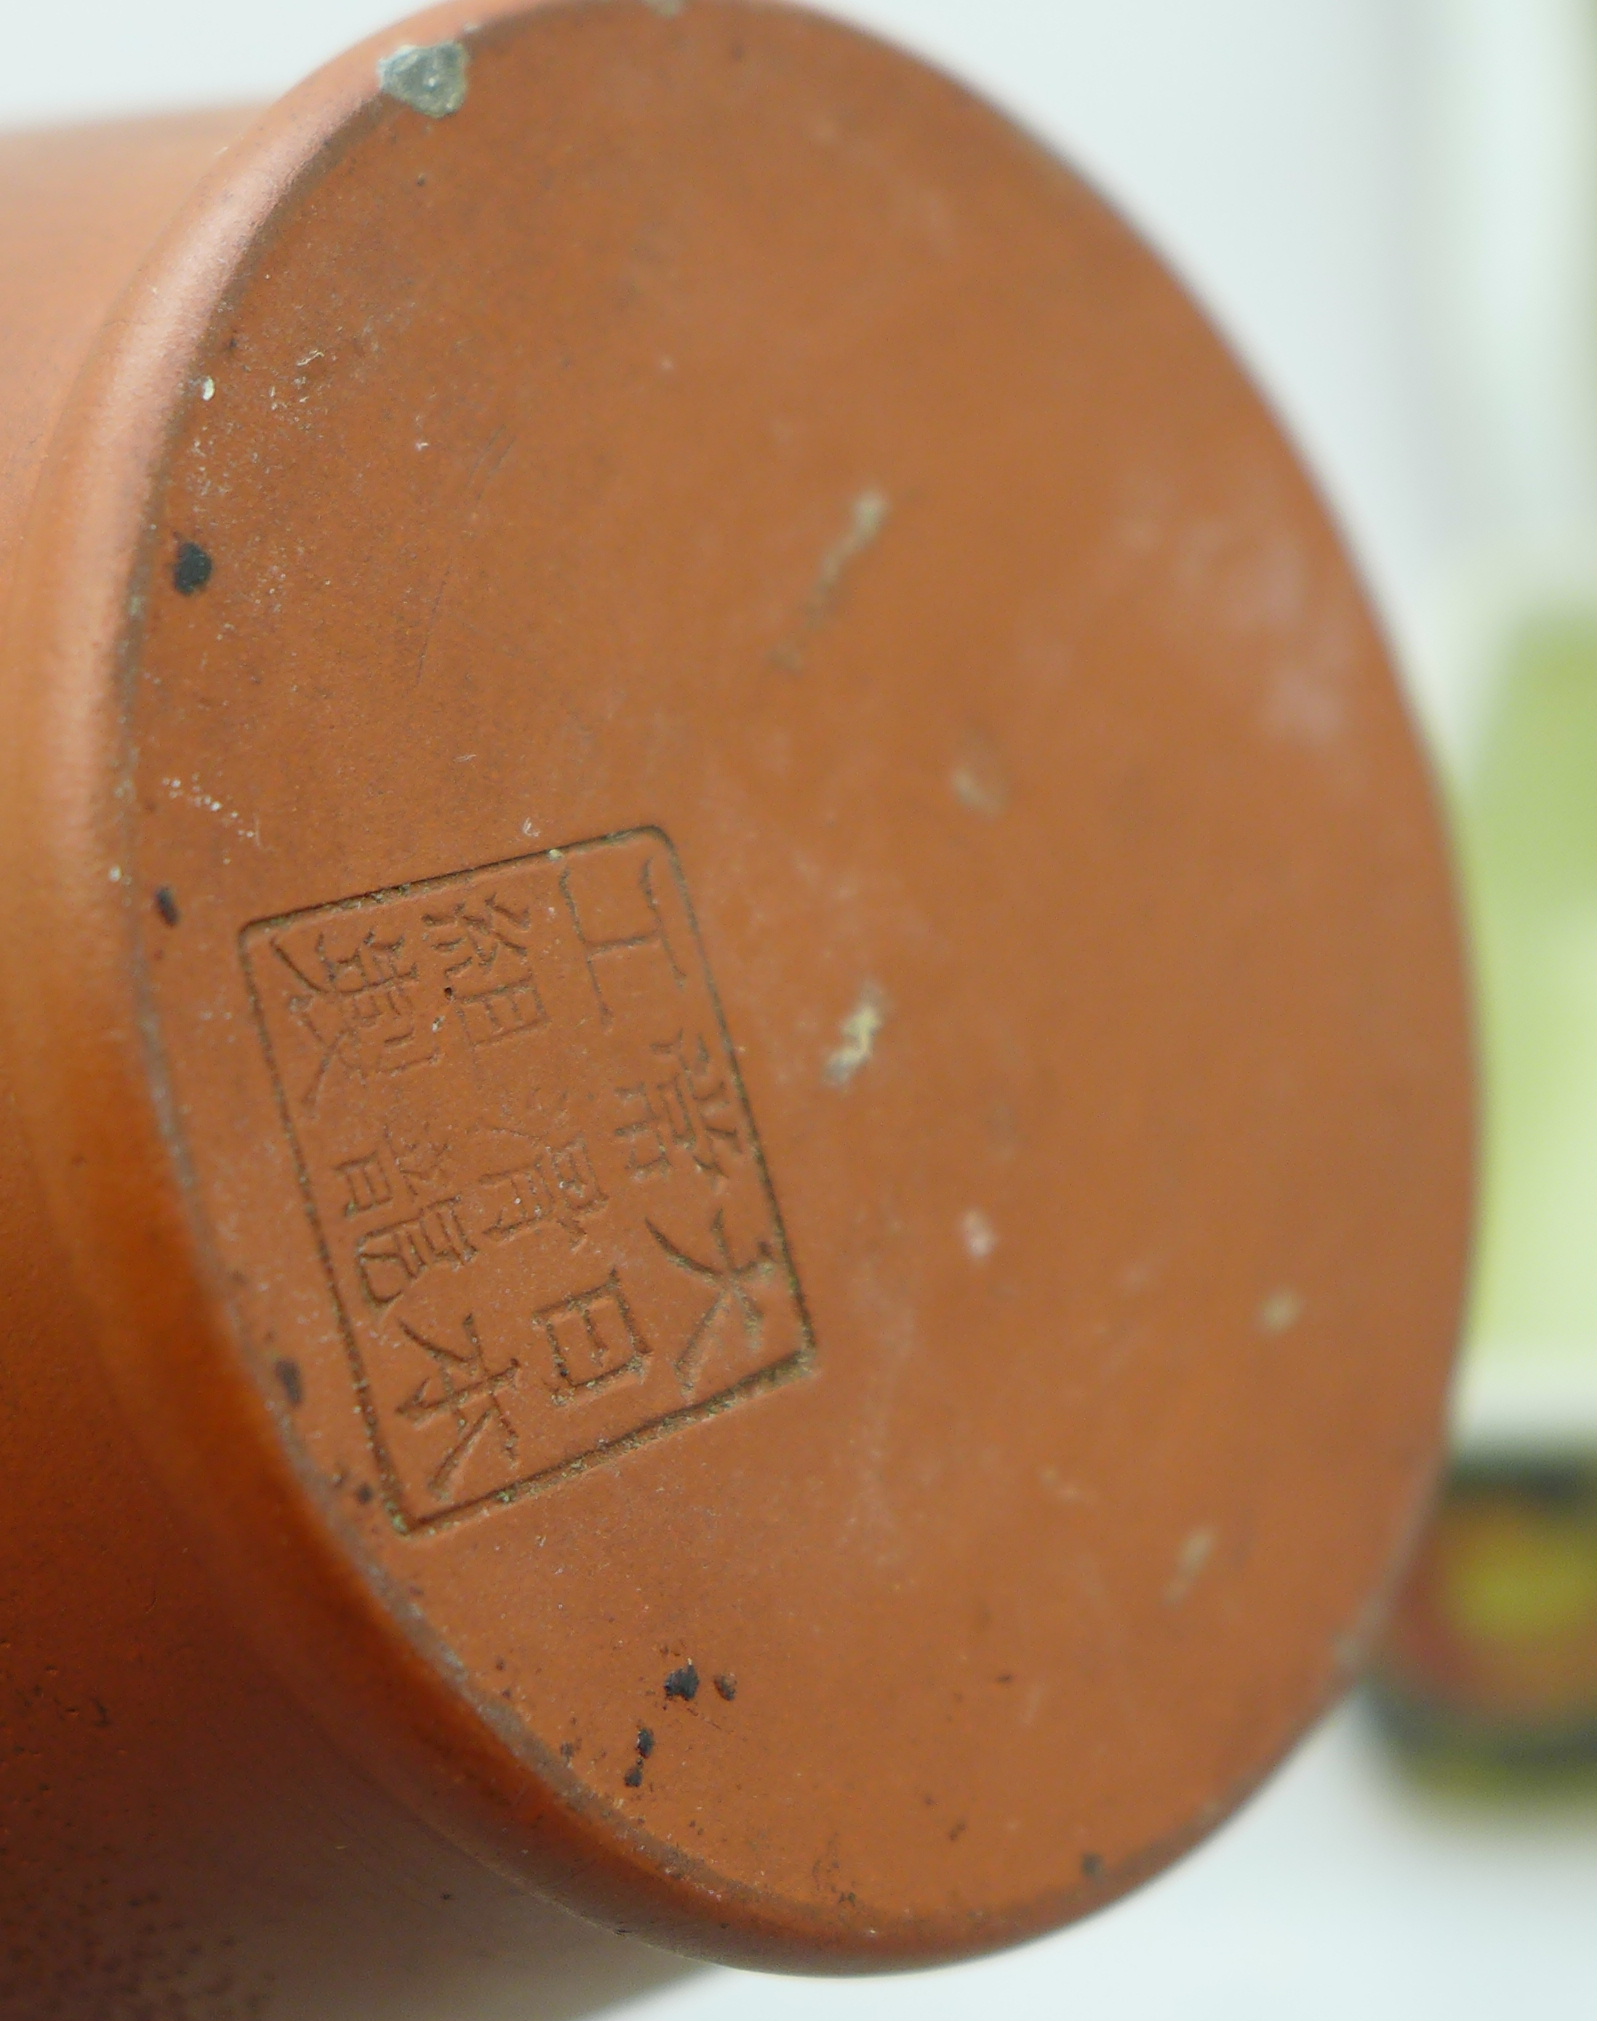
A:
[774,489,890,671]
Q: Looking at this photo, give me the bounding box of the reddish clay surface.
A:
[0,2,1472,2010]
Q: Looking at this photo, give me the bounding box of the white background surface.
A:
[4,4,1594,2015]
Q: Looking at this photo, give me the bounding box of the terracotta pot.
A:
[0,3,1473,2014]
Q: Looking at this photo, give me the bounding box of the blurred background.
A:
[4,2,1593,2013]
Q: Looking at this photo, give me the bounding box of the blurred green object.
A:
[1369,1453,1597,1782]
[1367,607,1597,1784]
[1364,0,1597,1789]
[1459,606,1597,1368]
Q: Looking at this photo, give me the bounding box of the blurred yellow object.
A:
[1371,606,1597,1786]
[1458,608,1597,1389]
[1446,1508,1597,1645]
[1371,1456,1597,1775]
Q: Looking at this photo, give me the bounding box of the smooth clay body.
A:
[0,4,1472,2016]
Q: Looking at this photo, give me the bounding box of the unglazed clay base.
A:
[0,2,1471,2007]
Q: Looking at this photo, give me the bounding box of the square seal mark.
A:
[242,829,814,1527]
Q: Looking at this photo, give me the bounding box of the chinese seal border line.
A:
[238,825,817,1534]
